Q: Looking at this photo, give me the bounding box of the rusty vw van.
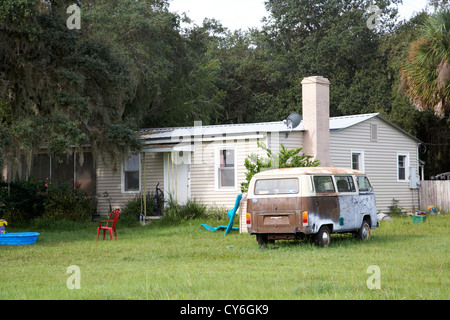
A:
[246,167,378,247]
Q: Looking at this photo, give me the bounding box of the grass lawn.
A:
[1,214,449,300]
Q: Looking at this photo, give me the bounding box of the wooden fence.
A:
[419,180,450,212]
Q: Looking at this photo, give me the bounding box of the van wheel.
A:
[315,226,331,247]
[357,221,371,241]
[256,234,268,245]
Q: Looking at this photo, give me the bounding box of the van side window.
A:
[254,178,299,195]
[313,176,335,193]
[335,176,356,193]
[356,176,372,192]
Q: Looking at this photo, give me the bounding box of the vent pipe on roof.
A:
[301,76,334,167]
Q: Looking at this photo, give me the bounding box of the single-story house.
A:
[96,76,423,233]
[3,76,423,233]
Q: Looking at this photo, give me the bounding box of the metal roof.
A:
[139,121,303,140]
[329,113,379,130]
[139,113,421,143]
[254,167,365,176]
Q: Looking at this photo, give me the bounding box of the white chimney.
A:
[301,76,334,167]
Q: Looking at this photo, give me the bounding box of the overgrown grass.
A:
[1,214,448,300]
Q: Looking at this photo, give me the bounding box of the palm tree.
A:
[400,10,450,118]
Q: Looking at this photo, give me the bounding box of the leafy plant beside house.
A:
[0,178,47,223]
[161,195,207,224]
[388,198,405,216]
[43,179,97,221]
[0,178,97,223]
[206,203,229,221]
[241,142,320,193]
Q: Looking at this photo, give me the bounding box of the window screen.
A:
[123,154,140,192]
[218,149,235,188]
[398,155,406,180]
[52,155,74,183]
[352,154,359,170]
[31,154,51,180]
[75,152,96,192]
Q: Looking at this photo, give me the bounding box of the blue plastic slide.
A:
[201,194,242,235]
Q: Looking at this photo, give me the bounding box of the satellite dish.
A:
[283,113,302,137]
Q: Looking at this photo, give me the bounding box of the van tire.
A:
[315,226,331,247]
[256,234,268,245]
[356,221,371,241]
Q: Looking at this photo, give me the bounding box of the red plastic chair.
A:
[96,209,120,241]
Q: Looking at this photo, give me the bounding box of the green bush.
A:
[0,178,96,223]
[388,199,404,216]
[206,203,228,221]
[161,195,207,224]
[241,142,320,192]
[43,179,96,221]
[0,178,46,223]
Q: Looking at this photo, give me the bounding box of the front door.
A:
[164,151,191,204]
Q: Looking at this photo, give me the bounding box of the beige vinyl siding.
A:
[96,152,164,216]
[330,117,419,213]
[191,137,265,207]
[277,131,303,150]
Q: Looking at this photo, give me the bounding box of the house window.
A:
[351,150,364,172]
[122,154,140,193]
[397,153,409,181]
[31,154,51,180]
[29,152,96,192]
[75,152,96,193]
[216,148,236,189]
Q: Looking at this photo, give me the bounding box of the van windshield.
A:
[356,176,373,192]
[254,178,299,195]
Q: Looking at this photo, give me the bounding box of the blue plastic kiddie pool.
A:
[0,232,40,245]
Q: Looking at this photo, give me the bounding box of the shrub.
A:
[0,178,97,223]
[43,179,97,221]
[241,142,320,192]
[206,203,228,221]
[161,195,206,224]
[388,199,404,216]
[182,198,207,220]
[0,178,46,223]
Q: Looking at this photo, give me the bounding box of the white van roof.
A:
[254,167,365,177]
